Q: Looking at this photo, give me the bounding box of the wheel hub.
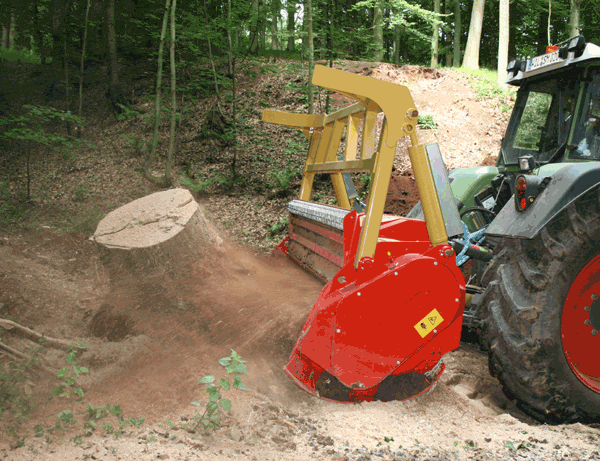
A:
[562,254,600,394]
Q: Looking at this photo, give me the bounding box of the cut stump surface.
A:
[91,188,222,278]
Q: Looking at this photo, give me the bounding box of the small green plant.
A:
[72,184,89,203]
[358,173,371,201]
[0,345,42,437]
[384,436,394,443]
[504,440,528,452]
[54,344,88,403]
[283,137,308,157]
[268,167,299,196]
[119,134,149,156]
[115,104,142,121]
[178,175,217,194]
[83,403,135,438]
[417,114,438,130]
[268,216,289,236]
[192,349,249,432]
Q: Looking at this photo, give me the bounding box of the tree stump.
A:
[92,188,222,279]
[89,189,225,341]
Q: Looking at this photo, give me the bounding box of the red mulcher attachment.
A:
[263,66,466,402]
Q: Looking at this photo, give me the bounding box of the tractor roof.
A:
[506,37,600,86]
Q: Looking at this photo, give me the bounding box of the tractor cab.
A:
[420,37,600,235]
[502,38,600,168]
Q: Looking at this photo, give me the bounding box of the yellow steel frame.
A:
[262,65,449,268]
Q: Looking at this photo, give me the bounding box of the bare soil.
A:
[1,59,598,461]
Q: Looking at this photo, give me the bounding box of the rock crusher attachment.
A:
[263,65,467,402]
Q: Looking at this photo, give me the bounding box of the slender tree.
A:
[431,0,440,67]
[7,6,15,49]
[569,0,580,37]
[248,0,259,53]
[77,0,92,137]
[444,0,451,66]
[271,0,279,50]
[393,24,400,63]
[166,0,177,183]
[226,0,238,177]
[287,1,295,51]
[143,0,171,176]
[373,0,384,61]
[498,0,509,85]
[453,0,461,67]
[462,0,485,69]
[306,0,314,114]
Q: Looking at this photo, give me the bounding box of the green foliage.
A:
[178,175,216,194]
[269,216,289,236]
[457,68,514,102]
[53,344,89,404]
[192,350,248,432]
[119,134,149,156]
[0,105,87,151]
[0,47,41,64]
[504,440,528,452]
[268,167,299,196]
[417,114,438,130]
[358,173,371,201]
[114,104,142,121]
[0,345,42,437]
[284,137,308,157]
[82,403,142,439]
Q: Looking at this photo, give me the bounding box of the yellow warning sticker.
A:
[414,308,444,338]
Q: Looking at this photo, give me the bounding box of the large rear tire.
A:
[479,189,600,422]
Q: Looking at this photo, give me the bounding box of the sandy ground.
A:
[1,215,599,461]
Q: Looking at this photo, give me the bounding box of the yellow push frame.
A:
[262,65,449,268]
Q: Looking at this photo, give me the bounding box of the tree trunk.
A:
[227,0,237,177]
[1,26,6,49]
[63,39,72,134]
[306,0,314,115]
[166,0,177,183]
[462,0,485,69]
[431,0,440,67]
[50,0,68,77]
[453,0,461,67]
[569,0,580,37]
[260,15,267,50]
[393,25,400,64]
[78,0,92,135]
[536,10,546,55]
[8,7,16,49]
[271,0,279,50]
[444,0,452,66]
[106,0,118,89]
[142,0,171,175]
[248,0,259,53]
[105,0,129,118]
[497,0,509,86]
[287,1,295,51]
[373,0,384,62]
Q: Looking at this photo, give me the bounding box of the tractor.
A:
[262,35,600,423]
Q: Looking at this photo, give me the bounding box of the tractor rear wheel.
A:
[479,190,600,422]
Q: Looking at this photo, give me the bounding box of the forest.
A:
[0,0,597,203]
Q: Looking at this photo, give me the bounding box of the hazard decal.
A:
[414,308,444,338]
